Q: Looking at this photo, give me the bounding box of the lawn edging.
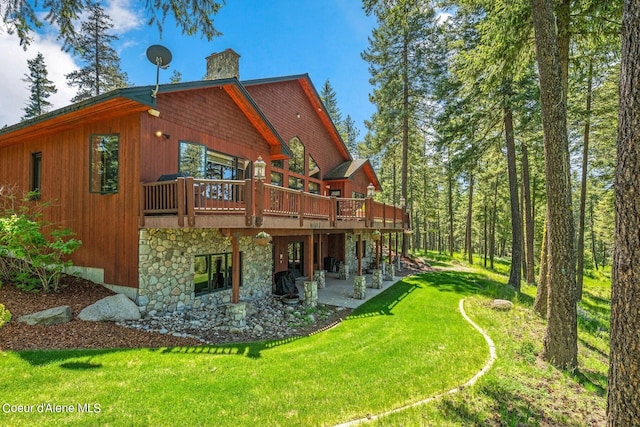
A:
[334,298,497,426]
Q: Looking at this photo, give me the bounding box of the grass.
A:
[0,272,488,427]
[0,251,610,426]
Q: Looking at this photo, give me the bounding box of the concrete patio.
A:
[293,266,414,309]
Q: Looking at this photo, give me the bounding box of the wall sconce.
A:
[399,196,406,208]
[296,112,301,119]
[367,182,375,198]
[254,155,266,180]
[155,130,170,139]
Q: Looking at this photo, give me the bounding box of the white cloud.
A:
[106,0,144,35]
[0,32,78,127]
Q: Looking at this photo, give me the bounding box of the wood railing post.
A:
[139,182,146,227]
[366,198,373,228]
[299,190,305,227]
[185,177,195,226]
[245,179,254,226]
[176,177,185,227]
[255,180,264,227]
[382,203,387,228]
[330,196,337,227]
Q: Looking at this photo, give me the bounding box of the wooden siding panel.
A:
[0,114,142,289]
[245,81,348,176]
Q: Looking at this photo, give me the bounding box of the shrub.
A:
[0,187,82,293]
[0,303,11,329]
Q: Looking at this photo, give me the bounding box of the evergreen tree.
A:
[65,3,129,102]
[21,52,57,120]
[319,80,342,125]
[362,0,444,238]
[3,0,223,50]
[170,69,183,84]
[341,115,361,158]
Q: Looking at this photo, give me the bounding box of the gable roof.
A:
[242,74,352,161]
[325,159,381,190]
[0,79,293,158]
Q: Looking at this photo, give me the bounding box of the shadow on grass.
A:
[570,369,607,397]
[437,378,544,426]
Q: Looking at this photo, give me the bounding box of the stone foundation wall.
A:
[138,229,272,314]
[346,232,375,273]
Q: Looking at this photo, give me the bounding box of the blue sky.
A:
[0,0,377,136]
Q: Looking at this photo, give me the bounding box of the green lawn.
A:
[0,253,610,426]
[0,272,489,427]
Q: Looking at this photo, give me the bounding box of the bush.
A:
[0,187,81,293]
[0,303,11,329]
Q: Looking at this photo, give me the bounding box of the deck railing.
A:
[140,177,409,229]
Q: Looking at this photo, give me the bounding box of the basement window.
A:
[89,134,119,194]
[194,252,242,295]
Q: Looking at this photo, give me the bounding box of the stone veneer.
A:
[137,228,272,314]
[345,232,376,273]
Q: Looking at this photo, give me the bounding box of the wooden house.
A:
[0,49,408,313]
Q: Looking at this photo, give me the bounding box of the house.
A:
[0,49,409,316]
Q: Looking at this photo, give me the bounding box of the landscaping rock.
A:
[491,299,514,311]
[18,305,72,326]
[78,294,141,322]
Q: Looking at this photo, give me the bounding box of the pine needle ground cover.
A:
[0,272,488,427]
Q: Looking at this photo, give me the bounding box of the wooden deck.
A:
[139,177,408,231]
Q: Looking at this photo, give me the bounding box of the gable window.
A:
[288,137,305,174]
[308,154,320,179]
[89,134,119,194]
[30,152,42,199]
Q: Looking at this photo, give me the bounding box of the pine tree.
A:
[319,80,343,125]
[169,70,183,84]
[341,115,361,158]
[21,52,57,120]
[65,3,129,102]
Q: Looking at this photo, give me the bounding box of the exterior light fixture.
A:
[155,131,170,139]
[399,196,406,208]
[367,182,375,197]
[254,156,266,180]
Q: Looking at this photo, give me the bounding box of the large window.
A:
[89,134,119,194]
[194,252,242,295]
[308,154,320,179]
[179,141,249,180]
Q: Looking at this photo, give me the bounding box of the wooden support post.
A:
[306,233,314,279]
[245,178,254,226]
[299,190,305,227]
[255,180,264,227]
[330,196,337,227]
[139,182,145,227]
[317,234,323,270]
[176,177,185,227]
[185,176,195,227]
[357,234,363,276]
[231,234,240,304]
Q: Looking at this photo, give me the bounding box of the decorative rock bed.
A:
[118,296,347,344]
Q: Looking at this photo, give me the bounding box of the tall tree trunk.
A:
[484,193,488,268]
[607,2,640,423]
[534,220,549,318]
[531,0,577,370]
[590,198,598,270]
[447,155,454,257]
[401,36,409,257]
[490,173,498,269]
[577,59,593,301]
[503,92,523,291]
[522,141,536,285]
[466,173,475,264]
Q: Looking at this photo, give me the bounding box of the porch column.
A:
[306,233,314,280]
[231,233,240,304]
[357,234,363,276]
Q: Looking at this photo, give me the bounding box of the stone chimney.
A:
[204,48,240,80]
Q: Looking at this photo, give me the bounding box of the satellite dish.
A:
[146,45,173,98]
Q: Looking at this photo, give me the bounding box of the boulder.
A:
[18,306,72,325]
[78,294,141,322]
[491,299,514,311]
